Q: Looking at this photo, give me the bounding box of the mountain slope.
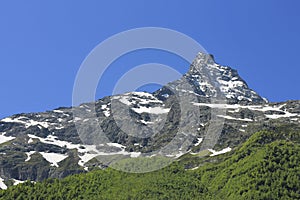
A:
[0,52,299,184]
[1,126,299,199]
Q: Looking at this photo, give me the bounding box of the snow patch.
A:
[1,117,50,128]
[132,106,170,114]
[107,142,126,149]
[53,109,64,113]
[101,104,111,117]
[0,177,7,190]
[28,138,34,143]
[13,179,25,186]
[40,152,68,167]
[194,138,203,146]
[131,91,155,98]
[119,96,132,105]
[27,134,142,167]
[25,151,36,162]
[217,115,253,122]
[208,147,232,157]
[118,92,163,106]
[0,132,15,144]
[140,120,154,125]
[265,112,298,119]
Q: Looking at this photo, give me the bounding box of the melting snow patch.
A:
[119,96,132,105]
[25,151,36,162]
[103,110,110,117]
[107,142,126,149]
[27,134,142,167]
[55,126,64,130]
[0,177,7,190]
[53,109,64,113]
[265,112,298,119]
[132,106,170,114]
[101,104,111,117]
[0,132,15,144]
[12,179,25,186]
[218,79,245,89]
[1,117,50,128]
[27,134,79,149]
[131,92,154,98]
[118,92,163,106]
[40,152,68,167]
[194,138,203,146]
[192,103,293,117]
[208,147,232,157]
[193,103,239,109]
[140,120,154,125]
[217,115,253,122]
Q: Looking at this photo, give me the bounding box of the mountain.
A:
[1,126,299,199]
[0,52,299,188]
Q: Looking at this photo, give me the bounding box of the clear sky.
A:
[0,0,300,119]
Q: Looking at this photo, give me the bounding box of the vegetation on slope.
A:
[0,125,299,200]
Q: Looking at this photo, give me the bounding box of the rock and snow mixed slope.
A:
[0,52,299,187]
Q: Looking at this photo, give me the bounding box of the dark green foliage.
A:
[0,127,299,199]
[0,164,208,200]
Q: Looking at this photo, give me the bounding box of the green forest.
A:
[0,125,299,200]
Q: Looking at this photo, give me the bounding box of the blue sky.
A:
[0,0,300,119]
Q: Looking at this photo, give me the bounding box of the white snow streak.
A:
[208,147,232,157]
[25,151,36,162]
[0,177,7,190]
[0,132,15,144]
[194,138,203,146]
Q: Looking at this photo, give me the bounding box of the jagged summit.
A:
[185,52,268,104]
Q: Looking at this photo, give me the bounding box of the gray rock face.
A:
[0,52,299,187]
[186,53,267,104]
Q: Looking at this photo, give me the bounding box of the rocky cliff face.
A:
[0,53,299,188]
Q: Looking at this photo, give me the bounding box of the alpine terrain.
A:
[0,53,299,199]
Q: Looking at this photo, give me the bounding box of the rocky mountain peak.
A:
[184,52,268,104]
[1,52,298,187]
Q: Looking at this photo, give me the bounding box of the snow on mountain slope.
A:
[208,147,232,157]
[193,102,300,122]
[0,178,7,190]
[39,152,68,167]
[0,52,299,187]
[0,132,15,144]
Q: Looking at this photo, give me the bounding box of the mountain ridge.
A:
[0,52,299,187]
[1,126,299,199]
